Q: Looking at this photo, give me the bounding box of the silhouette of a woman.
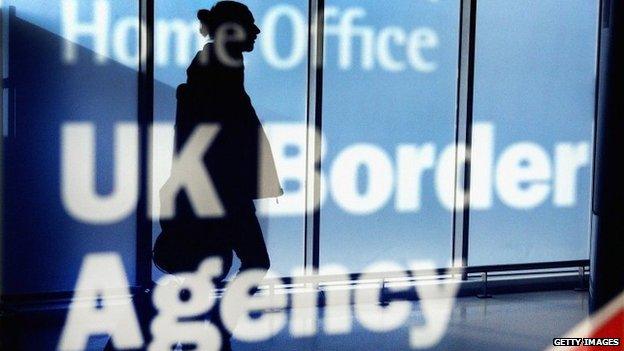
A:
[146,3,282,350]
[154,0,282,281]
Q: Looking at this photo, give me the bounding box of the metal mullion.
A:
[1,6,16,298]
[6,6,13,139]
[0,6,4,296]
[304,0,325,275]
[452,0,478,272]
[137,0,154,289]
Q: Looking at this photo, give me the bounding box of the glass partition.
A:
[467,0,599,265]
[2,0,139,293]
[318,0,461,271]
[0,0,601,295]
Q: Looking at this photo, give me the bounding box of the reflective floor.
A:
[0,290,589,351]
[232,290,589,351]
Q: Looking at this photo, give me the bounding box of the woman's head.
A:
[198,1,260,53]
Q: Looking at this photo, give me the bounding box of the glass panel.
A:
[319,0,461,272]
[2,0,139,293]
[151,0,308,280]
[468,0,598,265]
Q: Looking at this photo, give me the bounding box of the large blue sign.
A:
[2,0,598,293]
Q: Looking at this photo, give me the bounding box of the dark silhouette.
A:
[154,0,282,277]
[152,1,283,350]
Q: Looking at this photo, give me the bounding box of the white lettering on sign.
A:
[60,122,590,224]
[61,1,440,72]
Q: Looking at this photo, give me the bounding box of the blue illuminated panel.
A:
[319,0,461,271]
[468,0,598,265]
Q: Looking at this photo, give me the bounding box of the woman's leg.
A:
[212,202,270,350]
[230,208,270,272]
